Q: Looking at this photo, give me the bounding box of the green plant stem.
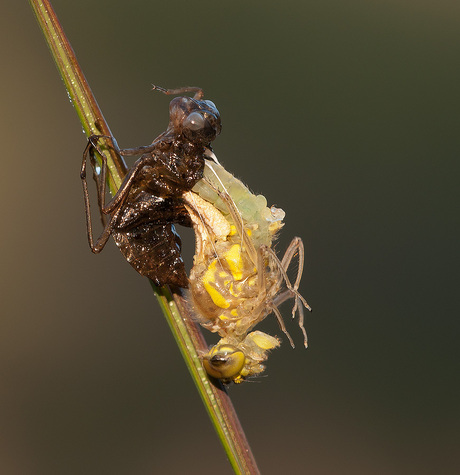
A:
[29,1,260,473]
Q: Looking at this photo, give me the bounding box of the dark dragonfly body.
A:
[81,87,221,287]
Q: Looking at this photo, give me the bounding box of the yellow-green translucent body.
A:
[185,161,287,383]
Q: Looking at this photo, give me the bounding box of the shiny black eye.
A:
[183,111,206,131]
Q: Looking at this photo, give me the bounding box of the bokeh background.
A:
[1,1,458,474]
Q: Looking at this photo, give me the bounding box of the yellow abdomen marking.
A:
[203,261,230,309]
[223,244,244,281]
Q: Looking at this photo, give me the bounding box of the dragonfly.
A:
[183,159,311,383]
[80,86,221,287]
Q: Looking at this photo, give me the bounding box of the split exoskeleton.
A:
[80,87,221,288]
[183,160,311,383]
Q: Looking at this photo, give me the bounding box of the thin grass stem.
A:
[29,1,260,473]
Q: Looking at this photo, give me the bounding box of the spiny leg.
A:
[81,134,122,214]
[264,240,311,311]
[80,135,154,253]
[271,303,295,348]
[152,84,204,100]
[262,242,311,347]
[81,135,156,216]
[279,237,311,319]
[100,143,172,215]
[272,288,308,348]
[86,136,111,225]
[81,136,113,252]
[81,141,126,253]
[118,133,166,157]
[281,236,305,291]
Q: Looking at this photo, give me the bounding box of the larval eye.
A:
[184,111,205,131]
[203,99,216,109]
[81,86,222,290]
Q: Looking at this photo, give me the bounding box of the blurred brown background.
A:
[1,1,458,474]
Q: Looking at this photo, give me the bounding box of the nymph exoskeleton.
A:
[80,86,221,287]
[183,160,311,383]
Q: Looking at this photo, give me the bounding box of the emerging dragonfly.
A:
[80,86,221,287]
[81,86,311,383]
[183,160,311,383]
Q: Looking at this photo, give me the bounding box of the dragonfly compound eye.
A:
[203,344,246,381]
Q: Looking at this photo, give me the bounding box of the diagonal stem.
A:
[29,1,260,473]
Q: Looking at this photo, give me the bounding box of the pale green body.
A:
[184,160,308,383]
